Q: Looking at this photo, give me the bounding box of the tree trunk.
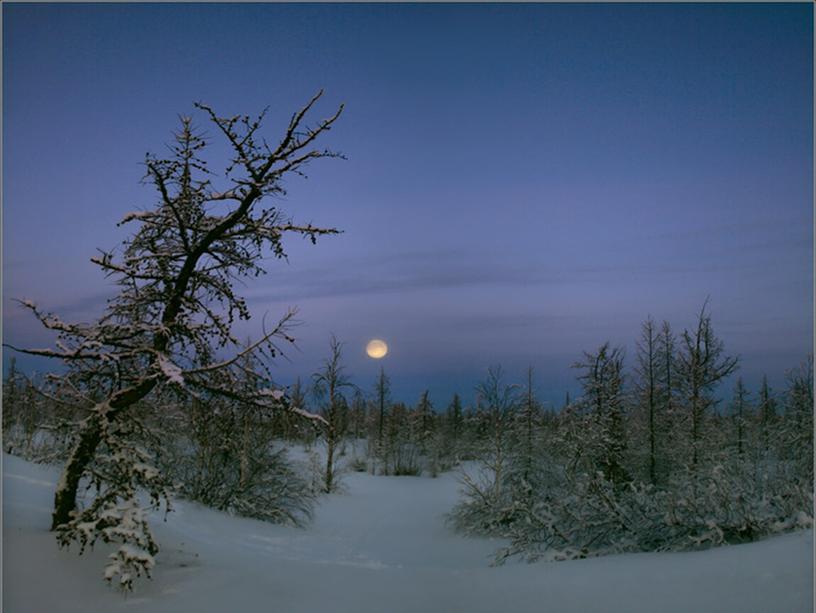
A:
[325,426,335,493]
[51,416,104,530]
[240,412,250,489]
[51,378,156,530]
[648,359,656,485]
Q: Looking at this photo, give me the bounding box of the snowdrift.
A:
[3,453,812,613]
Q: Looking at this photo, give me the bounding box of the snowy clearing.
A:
[2,453,813,613]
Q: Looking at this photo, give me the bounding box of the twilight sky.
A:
[3,3,813,408]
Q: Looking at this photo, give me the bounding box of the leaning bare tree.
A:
[5,91,342,589]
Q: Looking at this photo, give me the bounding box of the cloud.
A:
[248,248,550,303]
[646,216,808,243]
[246,244,780,305]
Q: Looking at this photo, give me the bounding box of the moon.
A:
[366,339,388,359]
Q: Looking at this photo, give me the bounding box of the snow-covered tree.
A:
[729,378,751,457]
[633,317,661,484]
[5,91,343,588]
[756,375,777,453]
[349,388,367,442]
[413,390,434,455]
[446,393,463,443]
[449,366,519,534]
[371,367,392,473]
[385,401,421,475]
[312,335,355,493]
[287,377,314,444]
[572,343,629,486]
[674,301,739,471]
[475,366,518,496]
[2,357,20,444]
[655,321,681,469]
[510,367,541,486]
[782,355,814,484]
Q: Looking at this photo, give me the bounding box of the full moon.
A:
[366,339,388,359]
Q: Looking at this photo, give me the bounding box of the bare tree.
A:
[783,355,814,483]
[414,389,433,455]
[5,91,343,588]
[634,317,660,484]
[514,366,540,484]
[475,366,518,497]
[373,367,391,472]
[730,378,750,457]
[656,320,677,475]
[2,357,20,445]
[350,388,367,442]
[675,300,739,471]
[447,393,463,441]
[288,377,311,443]
[312,335,355,493]
[757,375,776,453]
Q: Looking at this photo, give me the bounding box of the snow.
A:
[119,211,152,224]
[157,355,185,386]
[3,452,813,612]
[258,388,286,400]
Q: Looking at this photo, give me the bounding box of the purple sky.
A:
[3,3,813,408]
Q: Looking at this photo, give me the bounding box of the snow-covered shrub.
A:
[660,459,813,549]
[383,402,422,476]
[493,471,644,563]
[158,396,316,527]
[348,454,368,473]
[427,429,459,477]
[449,463,514,536]
[390,442,422,476]
[2,373,88,464]
[491,454,813,565]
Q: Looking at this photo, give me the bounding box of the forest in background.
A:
[4,308,813,573]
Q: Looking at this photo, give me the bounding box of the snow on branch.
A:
[156,354,185,387]
[118,210,154,225]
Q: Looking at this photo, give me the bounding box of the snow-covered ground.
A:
[3,453,813,613]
